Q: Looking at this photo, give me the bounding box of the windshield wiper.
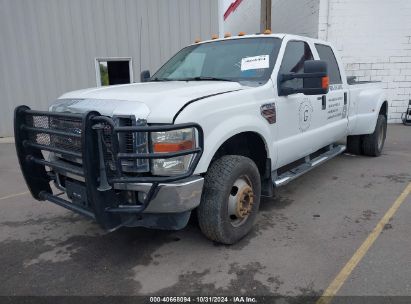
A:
[179,76,236,82]
[150,77,172,82]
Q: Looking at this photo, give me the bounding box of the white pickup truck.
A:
[15,33,387,244]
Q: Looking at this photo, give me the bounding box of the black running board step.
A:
[273,144,346,187]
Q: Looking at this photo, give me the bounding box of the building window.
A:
[95,58,133,86]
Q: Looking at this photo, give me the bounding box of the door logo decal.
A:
[299,99,313,132]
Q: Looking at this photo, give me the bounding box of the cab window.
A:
[315,44,342,85]
[279,41,314,90]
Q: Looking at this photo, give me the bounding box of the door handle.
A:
[322,95,326,110]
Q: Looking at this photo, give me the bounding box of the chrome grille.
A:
[26,114,83,157]
[101,117,149,173]
[118,117,149,173]
[26,113,149,173]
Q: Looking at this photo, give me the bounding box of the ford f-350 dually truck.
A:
[14,33,387,244]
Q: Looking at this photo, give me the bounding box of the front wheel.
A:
[197,155,261,244]
[362,114,387,156]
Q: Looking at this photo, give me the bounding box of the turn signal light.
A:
[153,140,194,153]
[224,32,231,38]
[322,76,330,89]
[263,29,272,35]
[211,34,218,40]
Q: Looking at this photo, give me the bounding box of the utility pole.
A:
[260,0,272,32]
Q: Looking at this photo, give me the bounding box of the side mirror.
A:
[140,70,151,82]
[278,60,329,96]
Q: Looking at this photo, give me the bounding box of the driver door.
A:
[275,39,328,168]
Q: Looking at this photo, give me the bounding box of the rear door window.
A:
[315,44,342,85]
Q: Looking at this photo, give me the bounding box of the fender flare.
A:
[194,115,273,174]
[349,91,388,136]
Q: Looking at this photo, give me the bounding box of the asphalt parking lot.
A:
[0,125,410,301]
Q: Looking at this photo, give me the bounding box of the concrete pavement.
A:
[0,125,410,300]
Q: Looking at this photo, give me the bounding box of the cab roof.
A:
[191,33,328,46]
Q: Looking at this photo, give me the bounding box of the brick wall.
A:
[319,0,411,122]
[271,0,320,38]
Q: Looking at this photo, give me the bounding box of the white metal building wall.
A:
[319,0,411,123]
[224,0,261,35]
[270,0,320,38]
[0,0,219,136]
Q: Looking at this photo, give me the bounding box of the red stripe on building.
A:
[223,0,243,21]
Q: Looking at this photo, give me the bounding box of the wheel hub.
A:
[236,186,254,218]
[228,176,254,227]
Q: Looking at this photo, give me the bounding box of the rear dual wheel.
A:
[362,115,387,156]
[346,114,387,157]
[197,155,261,244]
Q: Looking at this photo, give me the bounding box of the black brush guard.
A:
[14,106,204,230]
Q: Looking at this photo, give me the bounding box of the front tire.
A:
[362,114,387,156]
[197,155,261,244]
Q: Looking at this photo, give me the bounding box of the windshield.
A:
[151,37,282,83]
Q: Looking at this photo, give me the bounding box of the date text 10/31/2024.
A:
[149,296,258,303]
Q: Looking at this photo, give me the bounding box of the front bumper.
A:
[113,176,204,213]
[14,106,204,230]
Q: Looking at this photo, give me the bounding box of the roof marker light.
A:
[211,34,218,40]
[263,29,272,35]
[238,32,246,36]
[224,32,231,38]
[194,38,201,43]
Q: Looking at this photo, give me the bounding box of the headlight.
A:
[151,128,196,176]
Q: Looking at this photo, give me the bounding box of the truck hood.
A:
[55,81,244,123]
